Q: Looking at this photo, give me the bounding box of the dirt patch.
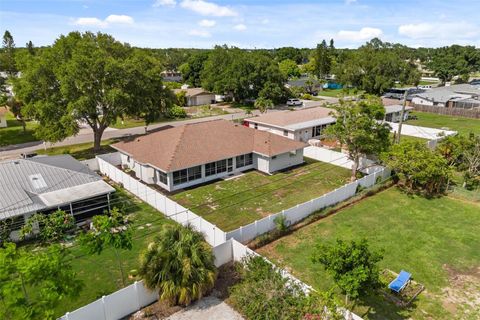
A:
[441,264,480,318]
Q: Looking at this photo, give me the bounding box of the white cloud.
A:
[73,15,134,28]
[153,0,177,7]
[189,29,211,37]
[233,23,247,31]
[180,0,237,17]
[337,27,383,41]
[105,15,134,24]
[198,19,216,27]
[73,17,107,28]
[398,22,478,39]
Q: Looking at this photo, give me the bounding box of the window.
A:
[311,124,329,137]
[173,169,188,185]
[254,123,258,129]
[236,153,253,168]
[173,165,202,185]
[283,130,288,136]
[216,159,227,173]
[205,162,216,176]
[157,170,167,185]
[188,166,202,181]
[272,155,277,159]
[289,150,297,157]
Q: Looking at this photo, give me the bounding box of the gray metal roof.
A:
[384,105,414,114]
[414,84,480,103]
[0,155,112,219]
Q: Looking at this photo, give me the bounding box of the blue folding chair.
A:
[389,270,411,293]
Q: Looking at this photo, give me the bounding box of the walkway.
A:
[166,296,243,320]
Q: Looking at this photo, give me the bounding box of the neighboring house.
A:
[112,119,306,192]
[161,70,182,82]
[0,155,115,240]
[245,107,336,142]
[384,105,414,122]
[411,83,480,109]
[173,88,216,106]
[0,106,8,128]
[286,76,322,93]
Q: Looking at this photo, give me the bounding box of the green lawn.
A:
[316,89,364,98]
[53,188,174,317]
[406,111,480,136]
[0,111,38,146]
[171,158,351,231]
[257,187,480,320]
[36,140,116,160]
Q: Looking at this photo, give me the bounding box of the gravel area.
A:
[166,296,243,320]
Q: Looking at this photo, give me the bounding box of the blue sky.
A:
[1,0,479,49]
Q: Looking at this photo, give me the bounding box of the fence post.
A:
[240,226,243,243]
[101,296,107,320]
[134,281,141,310]
[254,220,258,236]
[65,312,70,320]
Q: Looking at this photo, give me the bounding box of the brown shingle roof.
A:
[112,120,306,172]
[248,106,334,127]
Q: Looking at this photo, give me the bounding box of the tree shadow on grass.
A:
[355,292,418,320]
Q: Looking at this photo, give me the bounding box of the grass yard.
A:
[316,88,364,98]
[53,187,174,317]
[171,158,351,231]
[406,111,480,136]
[36,140,116,160]
[0,111,38,146]
[257,187,480,320]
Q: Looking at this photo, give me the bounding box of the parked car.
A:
[286,98,303,106]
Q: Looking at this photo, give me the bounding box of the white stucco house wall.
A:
[384,105,414,122]
[173,88,216,106]
[112,120,306,192]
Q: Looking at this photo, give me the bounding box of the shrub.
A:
[273,214,289,234]
[229,256,343,320]
[168,105,187,118]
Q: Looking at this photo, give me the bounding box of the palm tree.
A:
[139,224,216,306]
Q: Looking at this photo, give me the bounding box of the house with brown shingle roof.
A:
[112,119,307,191]
[245,106,337,142]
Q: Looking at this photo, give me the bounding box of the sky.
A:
[1,0,479,49]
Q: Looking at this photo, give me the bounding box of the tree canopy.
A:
[278,59,301,79]
[381,140,452,196]
[333,38,420,95]
[427,45,480,83]
[14,31,174,150]
[325,96,391,180]
[201,46,285,102]
[312,239,383,305]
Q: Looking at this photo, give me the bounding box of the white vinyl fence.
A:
[61,280,158,320]
[96,153,226,247]
[226,167,390,244]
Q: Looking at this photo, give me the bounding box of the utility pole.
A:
[395,89,408,144]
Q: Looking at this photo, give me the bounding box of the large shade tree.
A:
[325,96,391,180]
[139,224,216,306]
[14,32,174,150]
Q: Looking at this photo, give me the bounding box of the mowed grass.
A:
[0,111,38,146]
[171,158,351,231]
[36,140,116,160]
[257,187,480,319]
[54,188,174,317]
[406,111,480,135]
